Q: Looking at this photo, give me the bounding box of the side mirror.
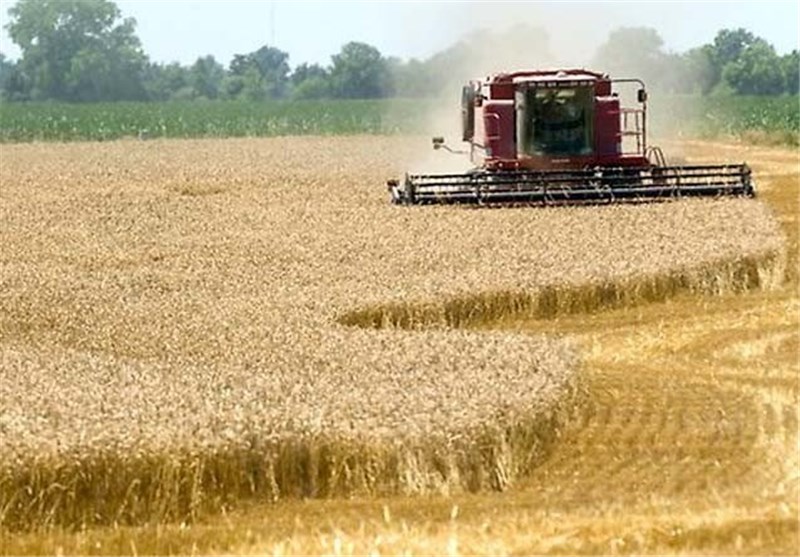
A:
[637,88,648,103]
[432,136,445,150]
[461,85,476,141]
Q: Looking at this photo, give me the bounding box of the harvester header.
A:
[388,69,754,206]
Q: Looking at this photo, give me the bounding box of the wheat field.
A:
[0,136,795,554]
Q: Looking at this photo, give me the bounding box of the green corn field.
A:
[0,96,797,144]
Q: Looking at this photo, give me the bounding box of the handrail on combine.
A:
[611,78,647,155]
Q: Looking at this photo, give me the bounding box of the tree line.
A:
[0,0,797,103]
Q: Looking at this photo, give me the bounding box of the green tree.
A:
[249,46,290,98]
[290,63,330,99]
[679,47,716,94]
[5,0,147,101]
[229,45,290,99]
[0,53,18,100]
[225,63,266,101]
[330,42,391,98]
[781,50,799,95]
[221,73,245,99]
[708,28,756,69]
[592,27,668,88]
[240,66,268,101]
[290,62,327,86]
[722,38,785,95]
[190,55,225,99]
[142,61,190,101]
[292,77,331,99]
[705,28,756,91]
[0,56,29,101]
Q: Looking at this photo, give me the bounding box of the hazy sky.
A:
[0,0,797,68]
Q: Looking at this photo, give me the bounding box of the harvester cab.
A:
[388,69,754,206]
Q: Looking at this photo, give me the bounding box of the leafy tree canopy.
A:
[781,51,799,95]
[330,42,392,99]
[722,38,785,95]
[1,0,795,103]
[6,0,147,101]
[229,45,290,99]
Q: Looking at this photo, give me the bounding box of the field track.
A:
[0,137,796,555]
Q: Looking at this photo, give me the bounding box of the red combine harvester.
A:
[388,69,754,205]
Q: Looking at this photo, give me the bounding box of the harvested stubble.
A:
[0,137,786,530]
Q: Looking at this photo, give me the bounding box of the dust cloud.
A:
[389,3,603,175]
[387,3,703,175]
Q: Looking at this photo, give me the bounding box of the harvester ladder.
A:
[620,108,645,154]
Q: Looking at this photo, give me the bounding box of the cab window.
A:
[519,86,594,156]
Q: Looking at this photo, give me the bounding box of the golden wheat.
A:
[0,136,786,529]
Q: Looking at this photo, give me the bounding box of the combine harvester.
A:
[388,69,754,205]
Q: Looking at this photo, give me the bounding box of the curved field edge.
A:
[338,251,786,329]
[0,365,580,531]
[0,247,785,531]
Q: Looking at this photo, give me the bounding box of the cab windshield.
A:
[518,86,594,156]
